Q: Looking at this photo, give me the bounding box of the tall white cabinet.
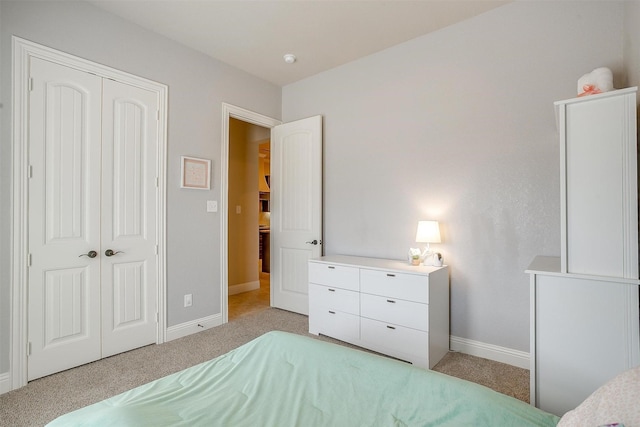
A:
[528,88,640,417]
[559,87,638,279]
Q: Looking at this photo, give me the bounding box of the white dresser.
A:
[308,255,449,369]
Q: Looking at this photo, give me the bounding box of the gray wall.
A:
[282,0,626,352]
[624,1,640,94]
[0,1,281,374]
[1,0,638,379]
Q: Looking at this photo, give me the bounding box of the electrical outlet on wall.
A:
[184,294,193,307]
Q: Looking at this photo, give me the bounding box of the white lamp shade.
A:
[415,220,441,243]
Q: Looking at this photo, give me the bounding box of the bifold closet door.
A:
[100,78,159,358]
[27,57,159,380]
[28,57,103,380]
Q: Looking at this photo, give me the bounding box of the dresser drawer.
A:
[360,269,428,303]
[309,304,360,343]
[309,261,360,291]
[360,293,428,331]
[309,283,359,315]
[360,317,428,360]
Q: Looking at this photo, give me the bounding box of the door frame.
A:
[220,103,281,323]
[10,37,169,390]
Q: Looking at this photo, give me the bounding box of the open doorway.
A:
[221,104,322,320]
[227,117,271,320]
[220,104,281,324]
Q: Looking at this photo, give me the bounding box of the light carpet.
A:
[0,308,529,426]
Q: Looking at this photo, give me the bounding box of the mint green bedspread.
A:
[47,331,559,426]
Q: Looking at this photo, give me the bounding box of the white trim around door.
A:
[10,37,168,391]
[220,103,281,324]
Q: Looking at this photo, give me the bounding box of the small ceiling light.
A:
[283,54,296,64]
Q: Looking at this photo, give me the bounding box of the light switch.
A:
[236,205,242,214]
[207,200,217,212]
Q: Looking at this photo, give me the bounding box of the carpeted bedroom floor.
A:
[0,308,529,426]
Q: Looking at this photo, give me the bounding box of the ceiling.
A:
[88,0,510,86]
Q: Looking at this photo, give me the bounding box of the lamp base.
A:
[419,245,431,265]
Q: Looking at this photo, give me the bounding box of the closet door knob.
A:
[306,239,319,245]
[105,249,123,257]
[79,250,98,258]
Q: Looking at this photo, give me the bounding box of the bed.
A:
[46,331,563,426]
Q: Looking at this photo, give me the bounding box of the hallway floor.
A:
[228,271,271,321]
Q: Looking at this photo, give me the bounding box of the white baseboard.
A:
[166,314,223,342]
[228,280,260,296]
[450,335,530,370]
[0,372,10,395]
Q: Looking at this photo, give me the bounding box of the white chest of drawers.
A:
[308,255,449,369]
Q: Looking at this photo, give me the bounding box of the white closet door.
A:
[27,58,160,380]
[28,57,103,380]
[101,79,159,357]
[270,116,323,315]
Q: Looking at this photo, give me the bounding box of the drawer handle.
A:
[386,273,396,277]
[328,288,336,292]
[328,266,335,269]
[386,325,396,330]
[328,310,336,314]
[386,299,396,303]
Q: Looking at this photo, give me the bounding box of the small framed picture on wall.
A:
[181,156,211,190]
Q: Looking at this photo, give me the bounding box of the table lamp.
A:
[415,220,441,264]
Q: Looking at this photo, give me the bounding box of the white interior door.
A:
[28,57,103,380]
[100,79,159,357]
[270,116,323,314]
[28,57,159,380]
